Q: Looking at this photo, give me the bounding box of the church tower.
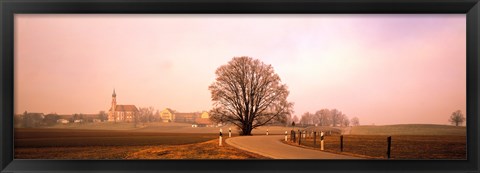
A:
[112,89,117,112]
[107,88,138,122]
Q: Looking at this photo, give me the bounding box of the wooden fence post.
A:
[313,131,317,146]
[219,128,223,146]
[340,135,344,152]
[387,136,392,159]
[298,131,302,145]
[291,130,296,142]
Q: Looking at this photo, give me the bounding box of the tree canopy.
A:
[449,110,465,126]
[208,56,293,135]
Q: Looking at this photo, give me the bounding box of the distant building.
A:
[200,111,209,119]
[193,111,214,127]
[160,109,212,125]
[57,119,69,124]
[107,89,139,122]
[160,108,175,122]
[175,112,200,123]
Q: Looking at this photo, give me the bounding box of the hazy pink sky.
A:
[14,14,466,125]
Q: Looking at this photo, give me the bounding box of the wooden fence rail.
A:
[287,132,393,159]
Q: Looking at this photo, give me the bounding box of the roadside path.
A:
[225,135,361,159]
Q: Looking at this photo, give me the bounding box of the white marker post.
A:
[266,129,269,136]
[320,131,324,151]
[219,128,223,146]
[285,131,288,141]
[229,127,231,138]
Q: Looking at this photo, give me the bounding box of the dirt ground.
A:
[14,127,269,159]
[16,139,268,159]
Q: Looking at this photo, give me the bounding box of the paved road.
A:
[225,135,361,159]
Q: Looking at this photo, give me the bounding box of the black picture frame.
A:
[1,0,479,172]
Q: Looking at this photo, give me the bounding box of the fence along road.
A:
[225,135,361,159]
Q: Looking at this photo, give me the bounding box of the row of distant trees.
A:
[292,109,466,127]
[15,107,163,128]
[293,109,466,127]
[14,111,110,128]
[290,109,360,127]
[132,107,161,127]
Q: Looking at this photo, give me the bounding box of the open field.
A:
[295,134,466,159]
[16,124,463,159]
[46,122,142,130]
[287,124,466,159]
[15,128,267,159]
[15,128,218,147]
[41,122,302,135]
[304,126,343,135]
[16,139,268,159]
[349,124,466,136]
[15,125,301,148]
[15,124,300,159]
[125,139,268,159]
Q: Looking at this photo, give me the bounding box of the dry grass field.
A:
[44,122,300,135]
[290,124,466,159]
[15,128,218,147]
[296,135,466,159]
[14,128,267,159]
[15,140,267,159]
[46,122,142,130]
[349,124,466,136]
[16,123,463,159]
[125,139,268,159]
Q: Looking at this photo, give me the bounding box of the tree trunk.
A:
[241,125,253,136]
[456,122,459,126]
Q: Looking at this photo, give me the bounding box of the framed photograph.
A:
[1,0,479,172]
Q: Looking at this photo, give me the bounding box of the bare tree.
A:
[342,117,350,127]
[154,110,161,122]
[300,112,314,126]
[449,110,465,126]
[337,113,346,127]
[292,115,299,124]
[98,111,108,122]
[351,117,360,126]
[43,113,60,126]
[315,109,331,126]
[330,109,342,127]
[136,107,156,126]
[209,56,294,135]
[22,111,44,127]
[285,114,292,126]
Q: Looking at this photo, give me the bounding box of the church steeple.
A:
[111,89,117,113]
